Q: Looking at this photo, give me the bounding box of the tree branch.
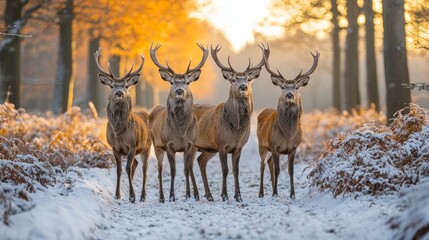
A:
[0,1,48,52]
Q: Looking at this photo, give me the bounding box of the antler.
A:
[150,43,175,74]
[246,42,268,72]
[185,43,209,74]
[124,55,145,78]
[295,50,320,79]
[210,44,235,72]
[94,48,116,78]
[263,43,285,79]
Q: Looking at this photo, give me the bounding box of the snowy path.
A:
[85,127,397,240]
[2,126,401,240]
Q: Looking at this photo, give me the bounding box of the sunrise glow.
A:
[193,0,284,52]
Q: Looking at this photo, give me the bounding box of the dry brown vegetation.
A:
[308,104,429,197]
[0,103,113,224]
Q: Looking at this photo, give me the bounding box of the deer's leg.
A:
[183,145,194,200]
[232,149,243,202]
[126,146,136,203]
[258,147,268,198]
[187,146,199,201]
[267,156,274,191]
[166,148,176,202]
[155,147,165,203]
[140,150,150,202]
[197,151,216,201]
[131,158,138,181]
[113,151,122,200]
[288,148,297,199]
[272,152,281,197]
[219,150,229,201]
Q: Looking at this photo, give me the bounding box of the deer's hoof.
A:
[290,193,296,200]
[221,194,228,201]
[169,195,176,202]
[206,195,214,202]
[194,194,200,201]
[129,196,136,203]
[159,197,165,203]
[115,194,121,200]
[259,193,264,198]
[235,195,243,203]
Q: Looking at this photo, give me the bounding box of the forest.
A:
[1,0,429,239]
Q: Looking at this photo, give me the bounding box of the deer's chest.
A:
[269,128,301,155]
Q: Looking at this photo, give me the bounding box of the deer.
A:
[257,45,319,199]
[94,48,152,203]
[149,43,208,203]
[194,43,269,202]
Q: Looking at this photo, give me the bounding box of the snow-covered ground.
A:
[1,124,427,240]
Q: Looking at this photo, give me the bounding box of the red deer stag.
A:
[149,43,208,202]
[194,43,269,202]
[94,48,152,203]
[258,45,319,199]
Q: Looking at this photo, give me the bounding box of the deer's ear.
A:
[270,75,283,87]
[126,74,140,87]
[98,74,113,88]
[221,70,233,81]
[159,69,173,82]
[296,76,310,88]
[188,70,201,82]
[248,68,261,80]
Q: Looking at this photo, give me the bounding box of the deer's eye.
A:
[231,79,236,83]
[186,82,190,85]
[281,86,285,90]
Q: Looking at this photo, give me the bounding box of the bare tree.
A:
[0,0,45,107]
[344,0,360,111]
[382,0,411,124]
[53,0,74,114]
[87,35,102,111]
[331,0,342,110]
[364,0,380,111]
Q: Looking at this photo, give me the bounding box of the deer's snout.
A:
[239,84,247,92]
[175,89,185,96]
[115,91,124,99]
[286,93,294,100]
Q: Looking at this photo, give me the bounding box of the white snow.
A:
[0,122,427,240]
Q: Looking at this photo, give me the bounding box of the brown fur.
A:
[194,89,254,202]
[106,95,152,203]
[258,47,319,199]
[149,96,199,202]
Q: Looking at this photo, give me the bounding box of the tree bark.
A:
[53,0,74,114]
[382,0,411,125]
[331,0,342,110]
[344,0,360,111]
[87,36,102,112]
[364,0,380,111]
[0,0,22,107]
[109,55,120,77]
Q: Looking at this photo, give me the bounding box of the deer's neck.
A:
[275,99,302,138]
[107,96,132,135]
[167,95,194,132]
[221,89,253,131]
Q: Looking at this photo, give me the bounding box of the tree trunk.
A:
[53,0,74,114]
[136,79,155,109]
[331,0,341,110]
[344,0,360,111]
[382,0,411,125]
[109,55,120,77]
[364,0,380,111]
[0,0,22,107]
[87,36,102,112]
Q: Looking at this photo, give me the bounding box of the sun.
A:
[193,0,284,52]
